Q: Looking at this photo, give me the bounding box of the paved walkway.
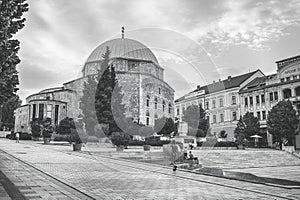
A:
[0,139,299,199]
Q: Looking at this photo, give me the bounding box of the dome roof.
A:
[86,38,159,65]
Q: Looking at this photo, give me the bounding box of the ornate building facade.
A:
[175,55,300,144]
[14,36,174,133]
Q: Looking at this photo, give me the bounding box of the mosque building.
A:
[14,30,175,133]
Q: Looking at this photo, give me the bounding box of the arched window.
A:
[146,110,150,126]
[162,100,166,112]
[295,87,300,96]
[168,103,172,114]
[154,97,158,109]
[154,113,158,119]
[283,88,292,99]
[146,95,150,107]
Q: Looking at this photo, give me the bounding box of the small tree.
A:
[182,104,209,137]
[234,112,260,142]
[219,130,227,138]
[30,119,42,138]
[154,117,175,136]
[234,116,246,145]
[41,118,54,138]
[243,112,260,140]
[268,100,299,146]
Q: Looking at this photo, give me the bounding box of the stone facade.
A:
[14,37,174,133]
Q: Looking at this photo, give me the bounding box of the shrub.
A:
[19,132,32,140]
[219,130,227,138]
[41,118,54,138]
[197,141,237,147]
[128,139,145,146]
[56,117,76,135]
[53,134,69,142]
[110,132,131,147]
[144,136,170,146]
[30,119,42,138]
[67,129,87,144]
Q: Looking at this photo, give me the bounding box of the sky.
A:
[15,0,300,103]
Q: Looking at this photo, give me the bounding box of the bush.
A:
[53,134,69,142]
[197,141,237,147]
[56,117,76,135]
[42,118,54,138]
[110,132,131,147]
[128,139,145,146]
[30,119,42,138]
[144,136,170,146]
[19,132,32,140]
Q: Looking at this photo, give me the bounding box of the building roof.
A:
[175,70,260,102]
[85,38,159,65]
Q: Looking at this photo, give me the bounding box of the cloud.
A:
[15,0,300,102]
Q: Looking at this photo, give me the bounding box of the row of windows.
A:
[280,74,300,83]
[212,111,237,123]
[146,96,172,114]
[245,92,279,107]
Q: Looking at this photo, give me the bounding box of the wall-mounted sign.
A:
[280,63,300,78]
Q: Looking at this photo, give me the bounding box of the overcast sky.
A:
[16,0,300,103]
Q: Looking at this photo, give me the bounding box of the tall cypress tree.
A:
[94,47,126,136]
[0,0,29,105]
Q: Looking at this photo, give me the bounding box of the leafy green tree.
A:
[182,104,209,137]
[56,117,76,135]
[110,132,131,147]
[234,116,246,145]
[243,112,260,139]
[0,95,21,130]
[0,0,28,105]
[234,112,260,140]
[154,117,175,136]
[267,100,299,146]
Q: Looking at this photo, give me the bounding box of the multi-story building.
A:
[175,55,300,144]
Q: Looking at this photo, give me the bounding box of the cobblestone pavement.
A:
[0,139,299,200]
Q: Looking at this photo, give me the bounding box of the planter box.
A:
[43,137,51,144]
[73,143,82,151]
[143,145,151,151]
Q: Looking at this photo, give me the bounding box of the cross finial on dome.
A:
[121,26,124,39]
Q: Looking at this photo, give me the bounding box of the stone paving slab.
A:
[0,146,93,200]
[1,139,300,199]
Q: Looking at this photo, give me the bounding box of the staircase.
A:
[193,149,300,169]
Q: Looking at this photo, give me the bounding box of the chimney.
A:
[228,76,232,81]
[219,79,221,82]
[213,80,216,84]
[197,85,201,90]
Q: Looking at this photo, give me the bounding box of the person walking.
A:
[183,147,188,159]
[15,132,20,143]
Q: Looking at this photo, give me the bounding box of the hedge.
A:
[197,141,237,147]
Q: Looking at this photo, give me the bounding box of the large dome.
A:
[86,38,159,65]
